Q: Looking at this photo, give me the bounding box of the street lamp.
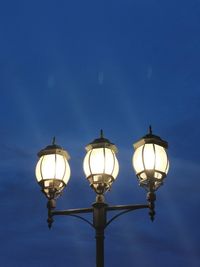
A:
[132,126,169,220]
[35,127,169,267]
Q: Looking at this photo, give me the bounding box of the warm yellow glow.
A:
[133,144,169,177]
[132,146,144,173]
[155,145,168,172]
[143,144,155,169]
[35,154,71,184]
[83,147,119,179]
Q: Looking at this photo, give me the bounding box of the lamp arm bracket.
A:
[50,207,94,228]
[67,214,94,228]
[106,204,149,228]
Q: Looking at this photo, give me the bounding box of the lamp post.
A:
[35,127,169,267]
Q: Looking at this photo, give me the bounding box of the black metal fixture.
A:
[35,128,169,267]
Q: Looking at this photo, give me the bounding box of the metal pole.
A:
[93,196,107,267]
[95,228,104,267]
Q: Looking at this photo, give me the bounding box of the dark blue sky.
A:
[0,0,200,266]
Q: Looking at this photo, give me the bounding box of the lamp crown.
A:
[133,126,168,149]
[85,130,118,153]
[37,139,70,159]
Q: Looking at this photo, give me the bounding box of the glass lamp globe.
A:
[35,138,71,199]
[83,131,119,195]
[132,127,169,191]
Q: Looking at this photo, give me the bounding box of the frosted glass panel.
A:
[90,148,105,174]
[133,146,144,173]
[155,145,168,173]
[143,144,155,170]
[83,151,91,177]
[35,157,43,182]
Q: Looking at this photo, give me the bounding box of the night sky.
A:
[0,0,200,266]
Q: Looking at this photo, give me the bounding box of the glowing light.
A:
[83,147,119,179]
[35,154,70,184]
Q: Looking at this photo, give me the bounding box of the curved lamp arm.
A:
[106,204,149,228]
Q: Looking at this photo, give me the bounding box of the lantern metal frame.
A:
[36,137,70,200]
[133,126,169,192]
[35,129,169,267]
[84,130,118,195]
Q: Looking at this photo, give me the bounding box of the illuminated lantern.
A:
[35,138,70,199]
[132,127,169,191]
[83,131,119,194]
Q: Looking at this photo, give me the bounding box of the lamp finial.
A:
[100,129,104,138]
[52,136,56,145]
[149,125,152,135]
